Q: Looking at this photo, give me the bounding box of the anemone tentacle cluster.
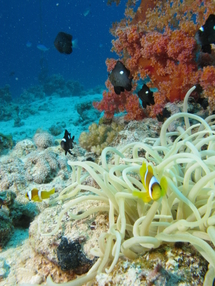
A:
[41,86,215,285]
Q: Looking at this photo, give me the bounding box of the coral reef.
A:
[66,80,84,96]
[95,0,215,119]
[49,123,65,136]
[0,210,13,247]
[95,243,208,285]
[19,85,45,103]
[9,201,39,228]
[0,258,8,281]
[0,133,14,155]
[43,74,85,97]
[57,237,93,272]
[43,74,66,96]
[33,131,55,149]
[75,101,101,126]
[0,190,38,247]
[36,87,215,285]
[0,85,12,103]
[0,155,26,190]
[0,137,71,191]
[79,120,124,155]
[0,190,16,208]
[13,139,36,157]
[24,150,61,184]
[93,76,145,120]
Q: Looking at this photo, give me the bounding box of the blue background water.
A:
[0,0,127,98]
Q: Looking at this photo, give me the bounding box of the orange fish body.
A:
[25,188,55,202]
[133,162,167,203]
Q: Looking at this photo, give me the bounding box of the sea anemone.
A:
[40,86,215,285]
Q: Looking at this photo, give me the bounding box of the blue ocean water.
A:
[0,0,127,98]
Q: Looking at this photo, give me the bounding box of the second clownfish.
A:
[25,188,55,202]
[133,162,167,203]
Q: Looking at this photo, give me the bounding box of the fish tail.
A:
[132,190,151,203]
[140,162,147,177]
[160,177,168,196]
[140,162,147,187]
[41,188,55,199]
[49,188,55,195]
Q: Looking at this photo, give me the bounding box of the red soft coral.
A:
[95,0,215,120]
[93,79,145,120]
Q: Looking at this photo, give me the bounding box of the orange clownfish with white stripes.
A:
[25,188,55,202]
[133,162,167,203]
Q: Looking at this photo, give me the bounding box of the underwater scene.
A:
[1,0,215,285]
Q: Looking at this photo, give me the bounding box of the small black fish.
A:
[195,14,215,54]
[54,32,73,54]
[156,107,171,122]
[137,84,154,108]
[9,71,15,77]
[61,130,75,155]
[108,61,132,95]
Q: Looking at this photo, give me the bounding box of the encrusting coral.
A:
[33,131,55,149]
[24,150,62,184]
[94,0,215,119]
[36,86,215,285]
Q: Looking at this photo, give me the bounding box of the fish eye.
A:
[119,70,124,75]
[199,26,204,32]
[145,90,149,94]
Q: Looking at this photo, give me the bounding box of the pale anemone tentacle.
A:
[39,86,215,285]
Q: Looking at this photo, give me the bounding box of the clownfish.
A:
[133,162,167,203]
[25,188,55,202]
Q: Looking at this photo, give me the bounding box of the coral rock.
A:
[33,131,55,149]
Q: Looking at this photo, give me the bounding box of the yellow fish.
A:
[133,162,167,203]
[25,188,55,202]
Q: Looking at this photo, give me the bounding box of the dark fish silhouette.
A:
[54,32,73,54]
[157,107,171,122]
[195,14,215,54]
[137,84,154,108]
[9,71,15,77]
[61,130,75,155]
[108,61,132,95]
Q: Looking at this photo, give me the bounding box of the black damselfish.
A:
[108,61,132,95]
[195,14,215,54]
[54,32,73,54]
[61,130,75,155]
[137,84,155,108]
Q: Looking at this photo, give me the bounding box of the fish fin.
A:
[49,188,55,195]
[140,162,147,180]
[41,188,55,199]
[160,177,168,196]
[114,86,123,95]
[125,83,132,92]
[32,195,42,202]
[132,190,151,203]
[140,162,149,190]
[148,165,154,175]
[72,39,78,49]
